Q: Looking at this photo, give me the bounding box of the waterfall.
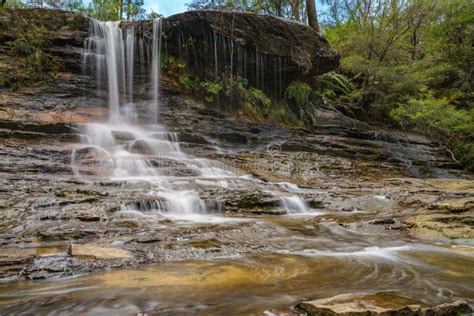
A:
[150,18,162,125]
[213,30,218,81]
[84,20,131,121]
[126,27,134,103]
[103,22,123,119]
[76,18,313,221]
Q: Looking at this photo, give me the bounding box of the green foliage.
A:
[321,0,474,168]
[2,26,57,89]
[319,72,352,96]
[187,0,314,24]
[201,80,223,103]
[2,0,27,8]
[178,74,193,90]
[245,87,271,109]
[286,81,312,107]
[391,93,474,169]
[2,0,147,21]
[8,26,48,56]
[162,55,187,75]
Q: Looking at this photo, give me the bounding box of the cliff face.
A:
[1,9,339,96]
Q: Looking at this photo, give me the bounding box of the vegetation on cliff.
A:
[0,25,59,88]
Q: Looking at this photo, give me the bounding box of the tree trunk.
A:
[306,0,320,32]
[126,0,131,21]
[118,0,124,20]
[291,0,301,21]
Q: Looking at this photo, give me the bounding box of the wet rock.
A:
[369,218,403,230]
[257,308,302,316]
[111,130,136,142]
[428,300,473,315]
[69,244,133,260]
[223,190,283,215]
[404,212,474,239]
[178,132,210,145]
[148,158,202,177]
[72,146,114,176]
[38,226,102,241]
[296,293,472,316]
[430,197,474,213]
[62,203,106,221]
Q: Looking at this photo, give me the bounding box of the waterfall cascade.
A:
[75,19,312,219]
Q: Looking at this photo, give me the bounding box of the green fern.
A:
[319,72,352,95]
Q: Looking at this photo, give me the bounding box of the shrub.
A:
[9,26,49,56]
[245,87,271,109]
[201,80,222,103]
[178,74,194,90]
[3,26,57,88]
[391,92,474,169]
[286,81,312,107]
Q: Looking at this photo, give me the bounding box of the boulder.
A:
[0,8,88,46]
[0,8,89,72]
[296,293,472,316]
[162,10,339,77]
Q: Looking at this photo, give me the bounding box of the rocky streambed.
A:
[0,8,473,316]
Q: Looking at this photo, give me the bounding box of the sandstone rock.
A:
[221,190,283,215]
[62,203,105,221]
[296,293,472,316]
[404,212,474,240]
[430,197,474,213]
[0,8,88,44]
[69,244,133,260]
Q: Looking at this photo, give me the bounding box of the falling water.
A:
[126,27,134,103]
[213,30,218,81]
[150,18,162,125]
[280,196,311,214]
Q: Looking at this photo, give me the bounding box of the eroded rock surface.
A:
[296,293,472,316]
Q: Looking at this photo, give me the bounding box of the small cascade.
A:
[280,196,311,214]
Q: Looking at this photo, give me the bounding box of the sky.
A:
[145,0,188,17]
[143,0,327,18]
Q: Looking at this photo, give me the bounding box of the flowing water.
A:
[0,217,473,314]
[0,19,472,315]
